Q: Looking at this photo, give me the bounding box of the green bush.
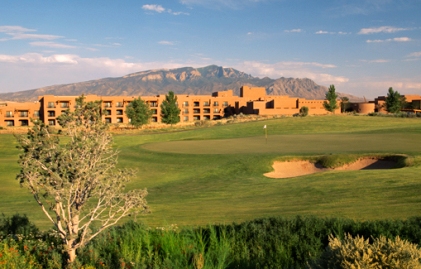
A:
[299,106,309,117]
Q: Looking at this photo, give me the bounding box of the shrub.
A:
[299,106,309,117]
[314,233,421,269]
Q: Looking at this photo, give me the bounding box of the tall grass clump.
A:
[316,155,359,169]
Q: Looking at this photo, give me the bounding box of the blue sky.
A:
[0,0,420,98]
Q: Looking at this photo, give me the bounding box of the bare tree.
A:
[16,96,148,265]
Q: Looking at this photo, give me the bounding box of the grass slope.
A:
[1,115,421,229]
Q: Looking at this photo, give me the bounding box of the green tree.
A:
[340,96,349,112]
[160,91,181,125]
[386,87,405,113]
[323,85,339,113]
[125,97,152,128]
[16,96,148,265]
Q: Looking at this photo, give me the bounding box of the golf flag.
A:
[263,125,267,143]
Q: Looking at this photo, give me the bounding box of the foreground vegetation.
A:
[1,115,421,229]
[2,214,421,268]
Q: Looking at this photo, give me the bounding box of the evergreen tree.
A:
[385,87,405,113]
[323,85,339,113]
[160,91,181,125]
[125,97,152,128]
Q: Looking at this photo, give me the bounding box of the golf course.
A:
[1,115,421,229]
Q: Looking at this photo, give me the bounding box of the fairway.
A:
[1,115,421,229]
[142,133,421,154]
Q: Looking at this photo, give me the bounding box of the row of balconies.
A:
[3,111,39,118]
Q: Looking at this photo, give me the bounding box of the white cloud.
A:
[142,4,189,15]
[366,37,412,43]
[142,4,166,13]
[30,41,77,49]
[315,30,329,34]
[407,51,421,58]
[0,53,188,92]
[0,25,62,41]
[360,59,390,63]
[158,40,175,45]
[358,26,409,35]
[284,29,302,33]
[0,26,35,33]
[344,79,421,98]
[237,61,348,86]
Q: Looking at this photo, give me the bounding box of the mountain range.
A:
[0,65,362,102]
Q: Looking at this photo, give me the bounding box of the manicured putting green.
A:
[142,133,421,155]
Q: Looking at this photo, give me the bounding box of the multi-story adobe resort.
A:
[0,85,420,128]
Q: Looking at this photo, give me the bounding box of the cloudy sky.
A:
[1,0,420,98]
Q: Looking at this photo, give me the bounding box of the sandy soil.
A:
[264,158,397,179]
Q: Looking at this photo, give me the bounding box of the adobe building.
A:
[0,101,41,127]
[1,86,340,128]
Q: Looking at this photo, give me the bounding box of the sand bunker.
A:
[264,158,397,179]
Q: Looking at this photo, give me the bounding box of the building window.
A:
[19,120,29,126]
[151,109,157,114]
[116,110,123,115]
[5,120,14,126]
[48,102,55,108]
[183,116,189,122]
[48,111,55,117]
[151,117,157,122]
[213,101,219,106]
[104,110,111,116]
[104,102,112,108]
[48,120,55,126]
[183,108,189,114]
[149,102,158,107]
[203,101,210,106]
[193,115,200,120]
[116,102,123,107]
[116,117,123,123]
[6,111,13,117]
[183,101,189,107]
[223,101,228,107]
[203,115,210,120]
[203,109,210,114]
[60,102,69,108]
[194,101,200,107]
[193,109,200,114]
[105,118,111,123]
[33,111,40,117]
[19,111,28,117]
[214,108,219,113]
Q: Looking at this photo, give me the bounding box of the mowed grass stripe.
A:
[142,133,421,155]
[1,116,421,229]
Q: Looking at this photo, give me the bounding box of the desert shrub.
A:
[299,106,309,117]
[194,120,212,127]
[314,234,421,269]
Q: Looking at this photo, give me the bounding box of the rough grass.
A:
[1,115,421,229]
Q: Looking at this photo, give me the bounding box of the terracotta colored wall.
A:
[0,101,40,127]
[1,86,345,127]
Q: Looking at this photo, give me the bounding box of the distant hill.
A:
[0,65,362,102]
